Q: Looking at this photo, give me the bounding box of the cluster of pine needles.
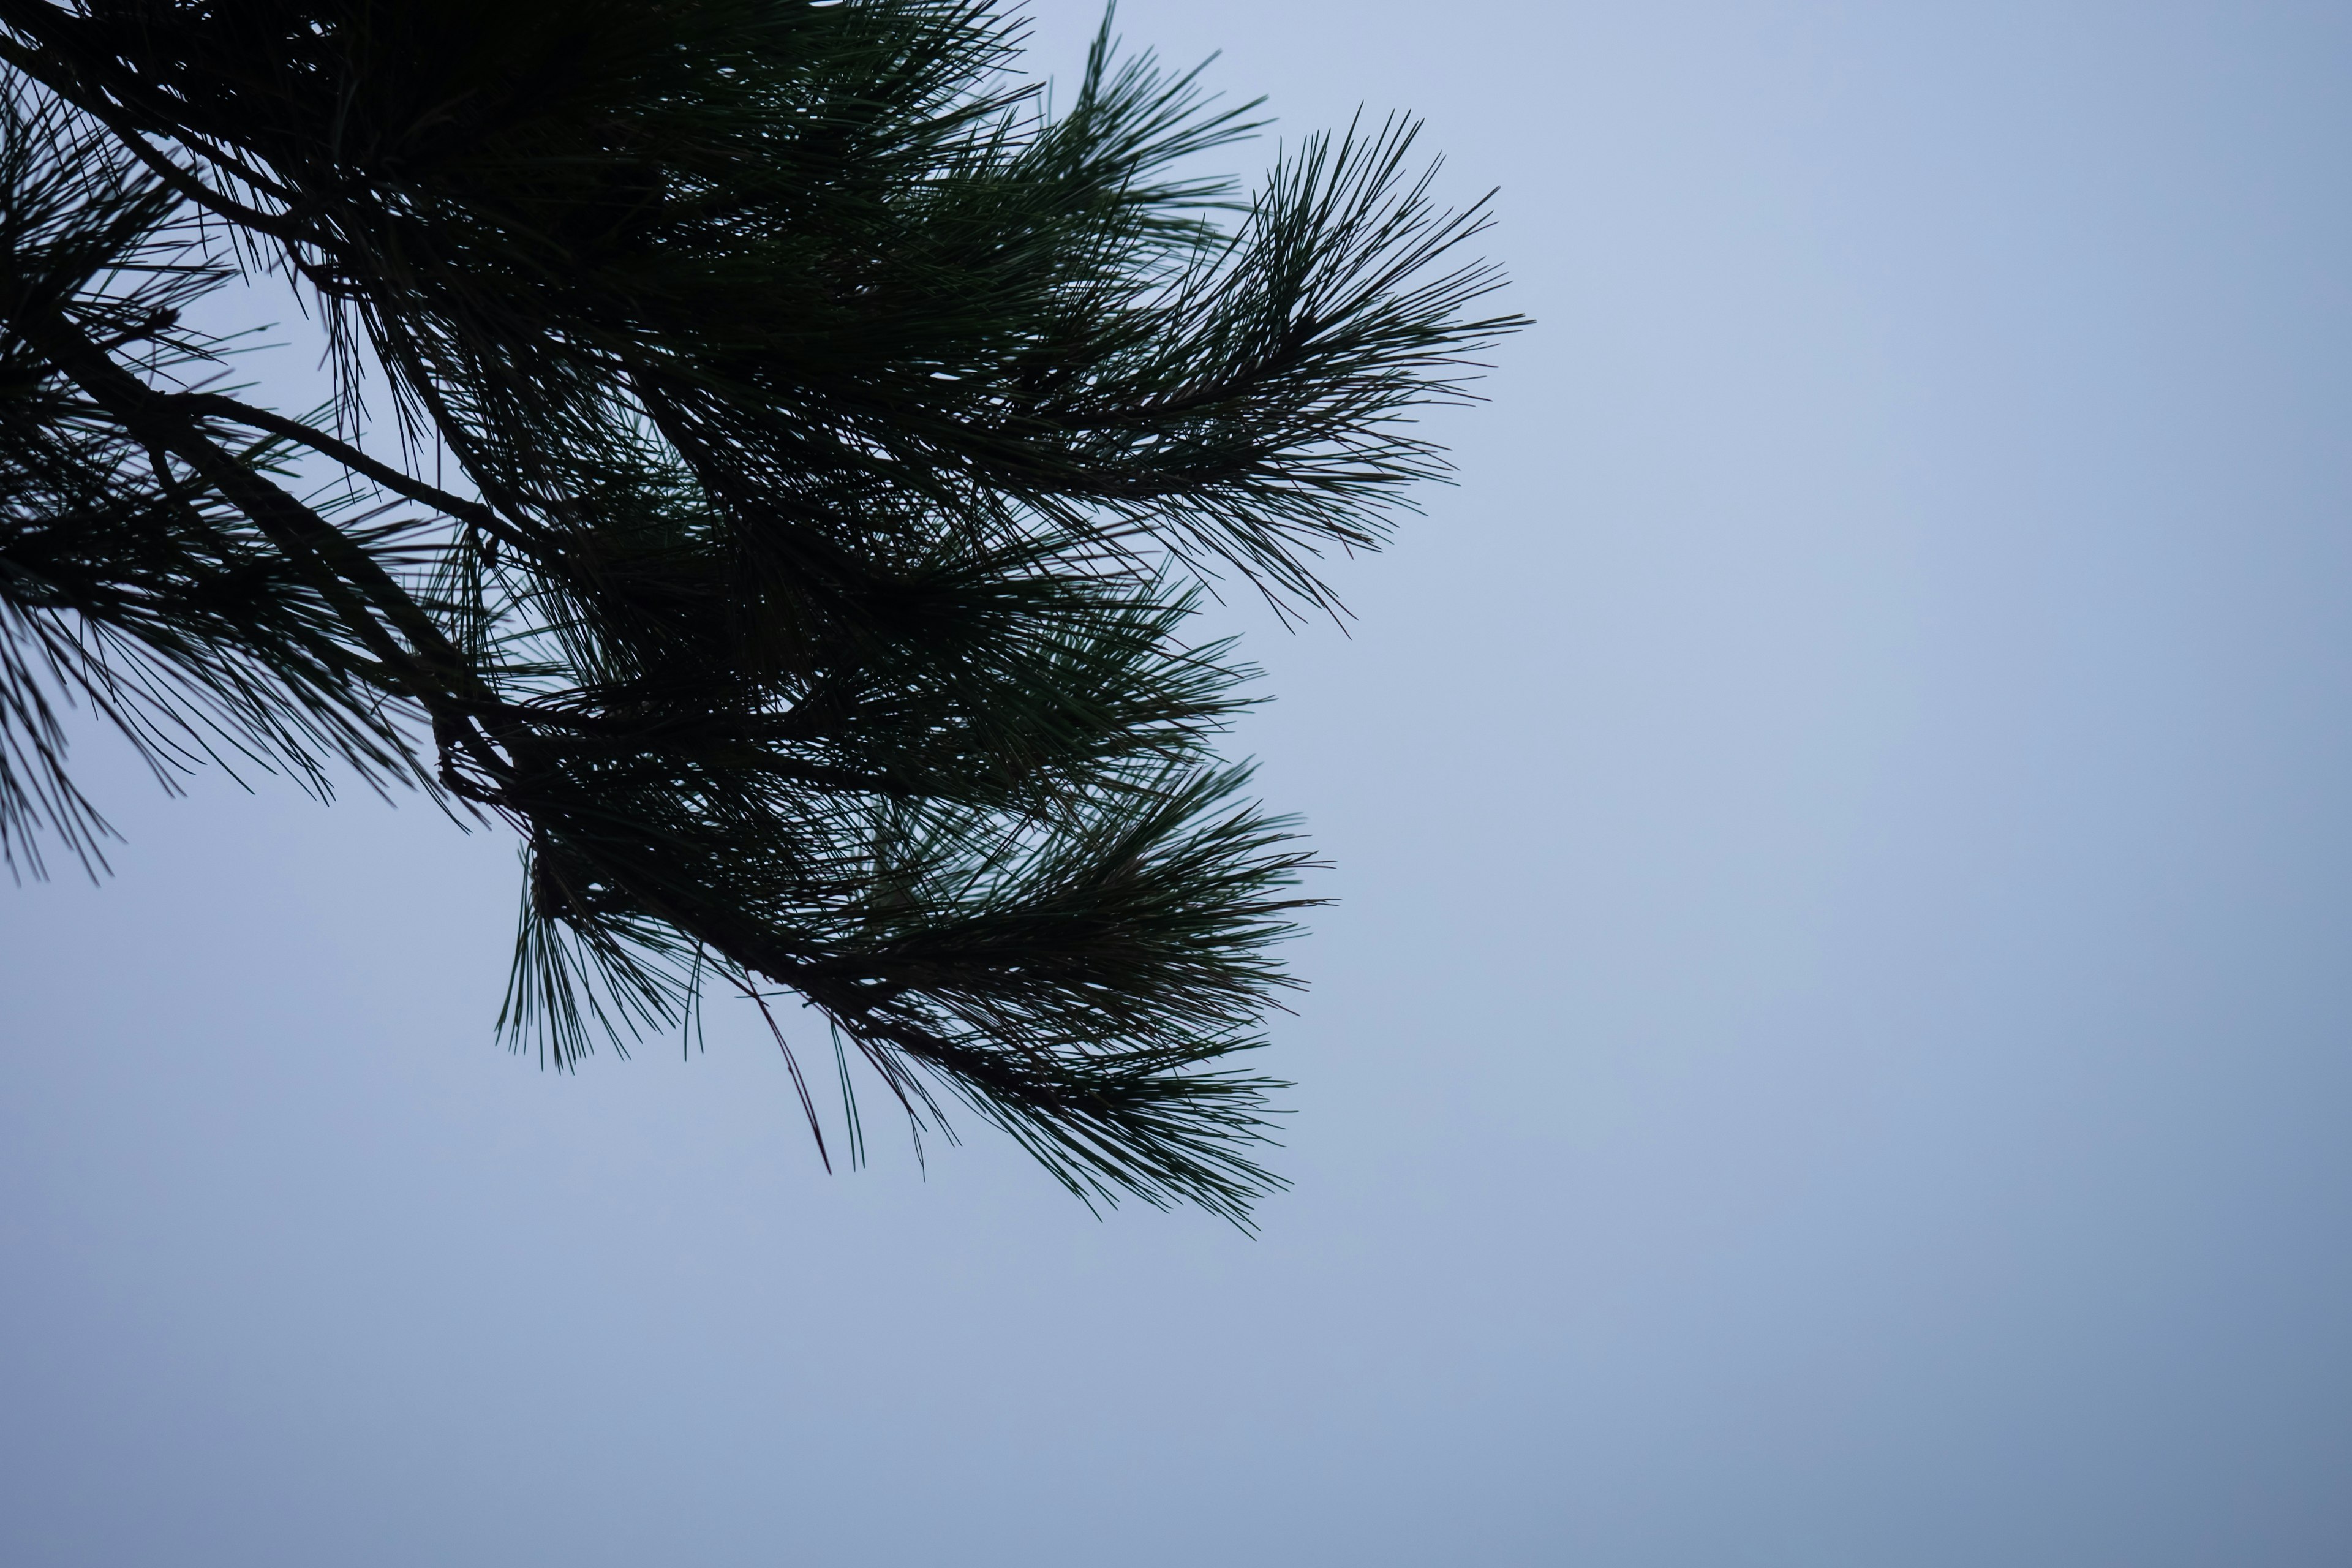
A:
[0,0,1519,1223]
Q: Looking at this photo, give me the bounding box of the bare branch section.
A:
[0,1,1521,1223]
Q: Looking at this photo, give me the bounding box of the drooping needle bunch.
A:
[0,0,1518,1221]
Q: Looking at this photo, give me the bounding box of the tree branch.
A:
[0,31,307,245]
[169,392,551,556]
[15,300,512,789]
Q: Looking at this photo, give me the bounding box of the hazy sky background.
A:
[7,3,2352,1563]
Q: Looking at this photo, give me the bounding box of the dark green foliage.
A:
[0,1,1518,1222]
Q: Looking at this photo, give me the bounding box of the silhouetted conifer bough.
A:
[0,1,1519,1223]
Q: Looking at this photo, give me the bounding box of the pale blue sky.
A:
[6,4,2351,1563]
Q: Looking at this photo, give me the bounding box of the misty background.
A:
[6,2,2351,1562]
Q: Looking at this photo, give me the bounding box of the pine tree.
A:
[0,1,1518,1223]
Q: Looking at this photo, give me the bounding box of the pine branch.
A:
[0,1,1521,1221]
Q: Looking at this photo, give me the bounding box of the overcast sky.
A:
[7,3,2352,1564]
